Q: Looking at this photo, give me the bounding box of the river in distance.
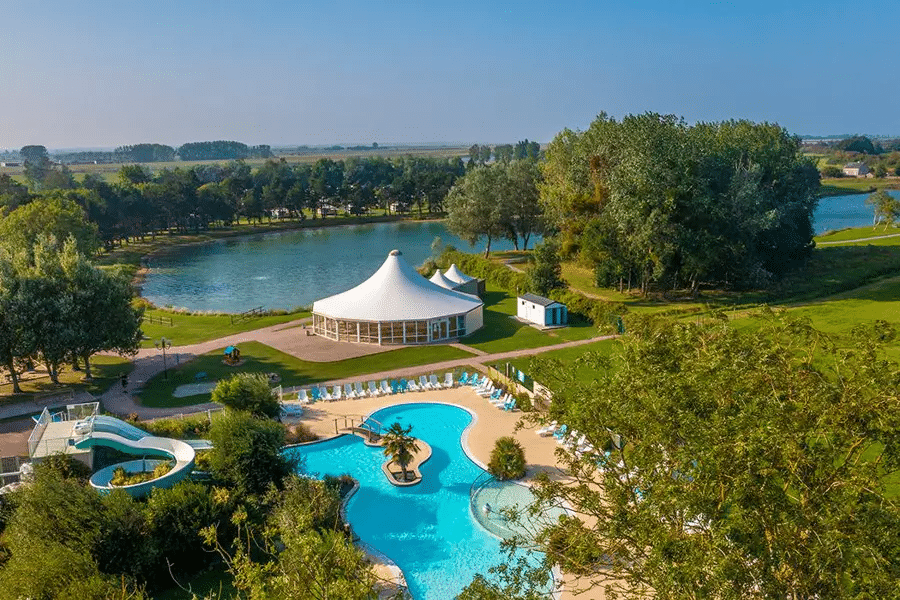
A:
[141,221,533,312]
[142,191,897,313]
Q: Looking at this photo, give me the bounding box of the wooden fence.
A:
[231,306,265,325]
[143,314,174,326]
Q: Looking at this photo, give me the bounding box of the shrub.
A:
[209,410,294,496]
[284,422,318,444]
[33,452,92,482]
[487,437,526,481]
[211,372,279,418]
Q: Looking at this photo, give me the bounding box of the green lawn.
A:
[819,178,900,196]
[815,226,900,244]
[461,286,570,353]
[140,308,309,348]
[505,339,620,386]
[139,341,474,407]
[0,355,132,405]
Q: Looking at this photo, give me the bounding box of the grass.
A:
[815,226,900,244]
[139,341,474,408]
[0,355,132,405]
[819,178,900,196]
[139,308,309,348]
[461,286,573,353]
[505,339,620,386]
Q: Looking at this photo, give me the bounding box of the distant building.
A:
[843,162,870,177]
[517,293,567,327]
[0,162,21,167]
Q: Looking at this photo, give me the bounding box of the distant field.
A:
[0,146,469,183]
[820,177,900,196]
[815,226,900,244]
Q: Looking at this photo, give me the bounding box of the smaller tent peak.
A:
[389,249,402,256]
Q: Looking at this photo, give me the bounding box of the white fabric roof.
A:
[313,250,483,321]
[444,263,474,284]
[429,269,459,291]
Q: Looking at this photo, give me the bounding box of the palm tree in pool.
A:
[381,422,420,482]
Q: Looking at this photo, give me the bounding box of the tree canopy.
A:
[540,113,820,293]
[518,315,900,599]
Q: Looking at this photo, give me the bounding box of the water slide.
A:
[74,415,199,497]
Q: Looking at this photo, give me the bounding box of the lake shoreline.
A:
[132,213,445,313]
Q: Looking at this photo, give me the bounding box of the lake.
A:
[814,190,899,234]
[141,221,530,312]
[142,191,896,313]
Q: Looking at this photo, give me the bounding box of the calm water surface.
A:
[814,190,900,234]
[142,221,529,312]
[143,193,896,312]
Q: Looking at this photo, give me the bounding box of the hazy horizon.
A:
[3,0,899,149]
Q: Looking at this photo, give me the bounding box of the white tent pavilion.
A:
[429,269,460,291]
[443,263,481,296]
[444,263,474,285]
[312,250,484,344]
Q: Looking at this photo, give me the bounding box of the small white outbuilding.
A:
[517,293,567,327]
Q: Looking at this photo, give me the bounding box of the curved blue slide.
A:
[74,415,199,497]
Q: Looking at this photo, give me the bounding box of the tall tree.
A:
[446,165,506,257]
[381,422,420,482]
[866,189,900,229]
[521,315,900,599]
[0,194,100,257]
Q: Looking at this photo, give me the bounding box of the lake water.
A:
[814,190,899,234]
[141,221,529,312]
[142,192,897,313]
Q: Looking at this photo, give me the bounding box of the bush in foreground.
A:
[487,436,526,480]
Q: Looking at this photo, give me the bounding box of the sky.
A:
[1,0,898,150]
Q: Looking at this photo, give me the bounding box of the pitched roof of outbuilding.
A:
[312,250,482,321]
[519,292,562,307]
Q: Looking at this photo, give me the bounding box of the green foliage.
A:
[109,462,173,486]
[33,452,92,482]
[527,315,900,599]
[145,481,231,579]
[210,372,279,418]
[137,413,212,439]
[381,422,420,482]
[541,114,820,293]
[866,189,900,230]
[820,165,844,178]
[526,237,564,295]
[0,194,99,257]
[208,410,292,496]
[487,436,526,480]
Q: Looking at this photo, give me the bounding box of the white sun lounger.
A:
[407,378,421,392]
[343,383,355,399]
[297,388,310,404]
[355,381,366,397]
[367,381,381,397]
[428,374,440,389]
[419,375,431,390]
[331,385,342,400]
[320,386,332,401]
[536,421,558,436]
[443,372,454,388]
[380,380,391,394]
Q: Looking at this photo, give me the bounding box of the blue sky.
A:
[2,0,898,149]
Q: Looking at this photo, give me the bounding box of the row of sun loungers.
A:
[459,371,519,411]
[289,372,458,404]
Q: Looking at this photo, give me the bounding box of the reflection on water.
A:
[142,221,530,312]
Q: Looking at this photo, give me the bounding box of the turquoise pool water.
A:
[284,403,545,599]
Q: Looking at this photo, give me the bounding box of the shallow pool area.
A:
[284,403,553,599]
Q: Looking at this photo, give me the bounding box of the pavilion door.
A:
[431,319,449,341]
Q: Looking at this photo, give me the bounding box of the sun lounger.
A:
[443,372,454,388]
[367,381,381,397]
[355,381,366,397]
[458,372,469,385]
[536,421,558,436]
[309,387,321,401]
[297,388,310,403]
[428,374,440,389]
[477,384,497,397]
[469,375,483,387]
[407,378,421,392]
[320,386,332,401]
[331,385,342,400]
[380,380,391,394]
[490,392,508,407]
[419,375,431,390]
[390,380,401,394]
[553,424,568,440]
[279,403,304,417]
[343,383,355,399]
[503,398,518,411]
[399,378,410,392]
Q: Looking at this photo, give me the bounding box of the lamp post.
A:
[155,337,172,380]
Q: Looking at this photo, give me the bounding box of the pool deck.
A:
[301,386,608,600]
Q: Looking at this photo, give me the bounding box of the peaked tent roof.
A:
[429,269,459,291]
[313,250,483,321]
[444,263,474,284]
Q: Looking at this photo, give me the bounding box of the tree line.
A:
[0,235,142,392]
[539,113,821,294]
[0,154,470,250]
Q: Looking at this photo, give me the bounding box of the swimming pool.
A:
[284,403,550,599]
